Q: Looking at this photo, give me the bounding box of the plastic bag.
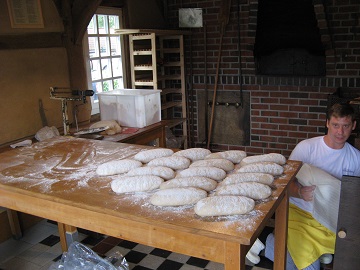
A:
[48,241,129,270]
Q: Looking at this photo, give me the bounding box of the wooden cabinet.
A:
[333,175,360,269]
[117,29,189,149]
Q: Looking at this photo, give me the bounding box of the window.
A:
[84,8,126,115]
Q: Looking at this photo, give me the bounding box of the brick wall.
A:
[168,0,360,157]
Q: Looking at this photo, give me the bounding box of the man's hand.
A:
[299,185,316,201]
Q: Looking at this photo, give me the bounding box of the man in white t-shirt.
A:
[265,103,360,269]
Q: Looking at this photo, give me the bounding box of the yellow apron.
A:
[287,203,336,269]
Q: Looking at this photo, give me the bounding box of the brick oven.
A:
[166,0,360,156]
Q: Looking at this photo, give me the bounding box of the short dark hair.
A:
[327,103,356,122]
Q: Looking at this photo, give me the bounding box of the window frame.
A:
[83,7,127,115]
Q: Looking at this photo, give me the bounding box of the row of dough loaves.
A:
[95,148,286,217]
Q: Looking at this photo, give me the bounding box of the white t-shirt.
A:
[289,135,360,212]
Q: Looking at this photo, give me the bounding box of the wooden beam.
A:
[0,32,63,50]
[71,0,102,45]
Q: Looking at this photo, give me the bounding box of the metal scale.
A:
[50,87,94,135]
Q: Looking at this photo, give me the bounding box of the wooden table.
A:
[75,120,167,147]
[0,137,301,270]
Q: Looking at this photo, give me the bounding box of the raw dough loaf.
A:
[173,148,212,161]
[160,176,218,192]
[237,162,284,176]
[176,166,226,181]
[147,156,190,170]
[96,159,142,176]
[126,166,175,180]
[150,187,207,206]
[190,158,235,172]
[133,148,174,163]
[218,172,274,187]
[205,150,247,164]
[90,120,122,135]
[214,182,272,200]
[111,175,163,194]
[194,195,255,217]
[240,153,286,166]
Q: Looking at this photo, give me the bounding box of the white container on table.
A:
[98,89,162,128]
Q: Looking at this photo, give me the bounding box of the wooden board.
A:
[334,175,360,268]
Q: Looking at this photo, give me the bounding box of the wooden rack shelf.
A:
[118,29,189,148]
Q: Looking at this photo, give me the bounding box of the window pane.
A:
[88,37,99,58]
[102,80,113,92]
[97,15,108,34]
[91,60,101,80]
[110,36,121,56]
[113,78,123,89]
[112,57,122,77]
[92,81,103,101]
[99,37,110,57]
[87,16,97,34]
[109,15,119,33]
[101,58,112,79]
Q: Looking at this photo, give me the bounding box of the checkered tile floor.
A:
[104,238,273,270]
[0,220,274,270]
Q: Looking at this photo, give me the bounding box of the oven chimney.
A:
[254,0,326,76]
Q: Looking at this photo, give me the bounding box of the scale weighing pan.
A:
[73,126,110,135]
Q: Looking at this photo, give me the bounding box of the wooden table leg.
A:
[158,125,166,147]
[58,223,79,252]
[6,209,22,239]
[224,241,244,270]
[273,192,289,269]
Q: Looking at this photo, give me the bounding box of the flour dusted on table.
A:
[190,158,235,172]
[111,175,163,194]
[176,166,226,181]
[214,182,272,200]
[96,159,142,176]
[147,156,190,170]
[194,195,255,217]
[240,153,286,166]
[126,166,175,180]
[172,148,211,161]
[160,176,218,192]
[133,148,174,163]
[150,187,207,206]
[218,172,274,187]
[205,150,247,164]
[237,162,284,176]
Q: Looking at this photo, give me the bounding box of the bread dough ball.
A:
[176,166,226,181]
[147,156,190,170]
[205,150,247,164]
[214,182,272,200]
[173,148,212,161]
[150,187,207,206]
[126,166,175,180]
[237,162,284,176]
[96,159,142,176]
[160,176,218,192]
[240,153,286,167]
[111,175,163,194]
[194,195,255,217]
[219,172,274,187]
[90,120,122,135]
[190,158,235,172]
[133,148,174,163]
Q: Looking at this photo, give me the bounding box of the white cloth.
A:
[296,163,340,232]
[35,126,60,141]
[289,136,360,213]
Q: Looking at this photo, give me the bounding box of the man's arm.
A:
[288,178,316,201]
